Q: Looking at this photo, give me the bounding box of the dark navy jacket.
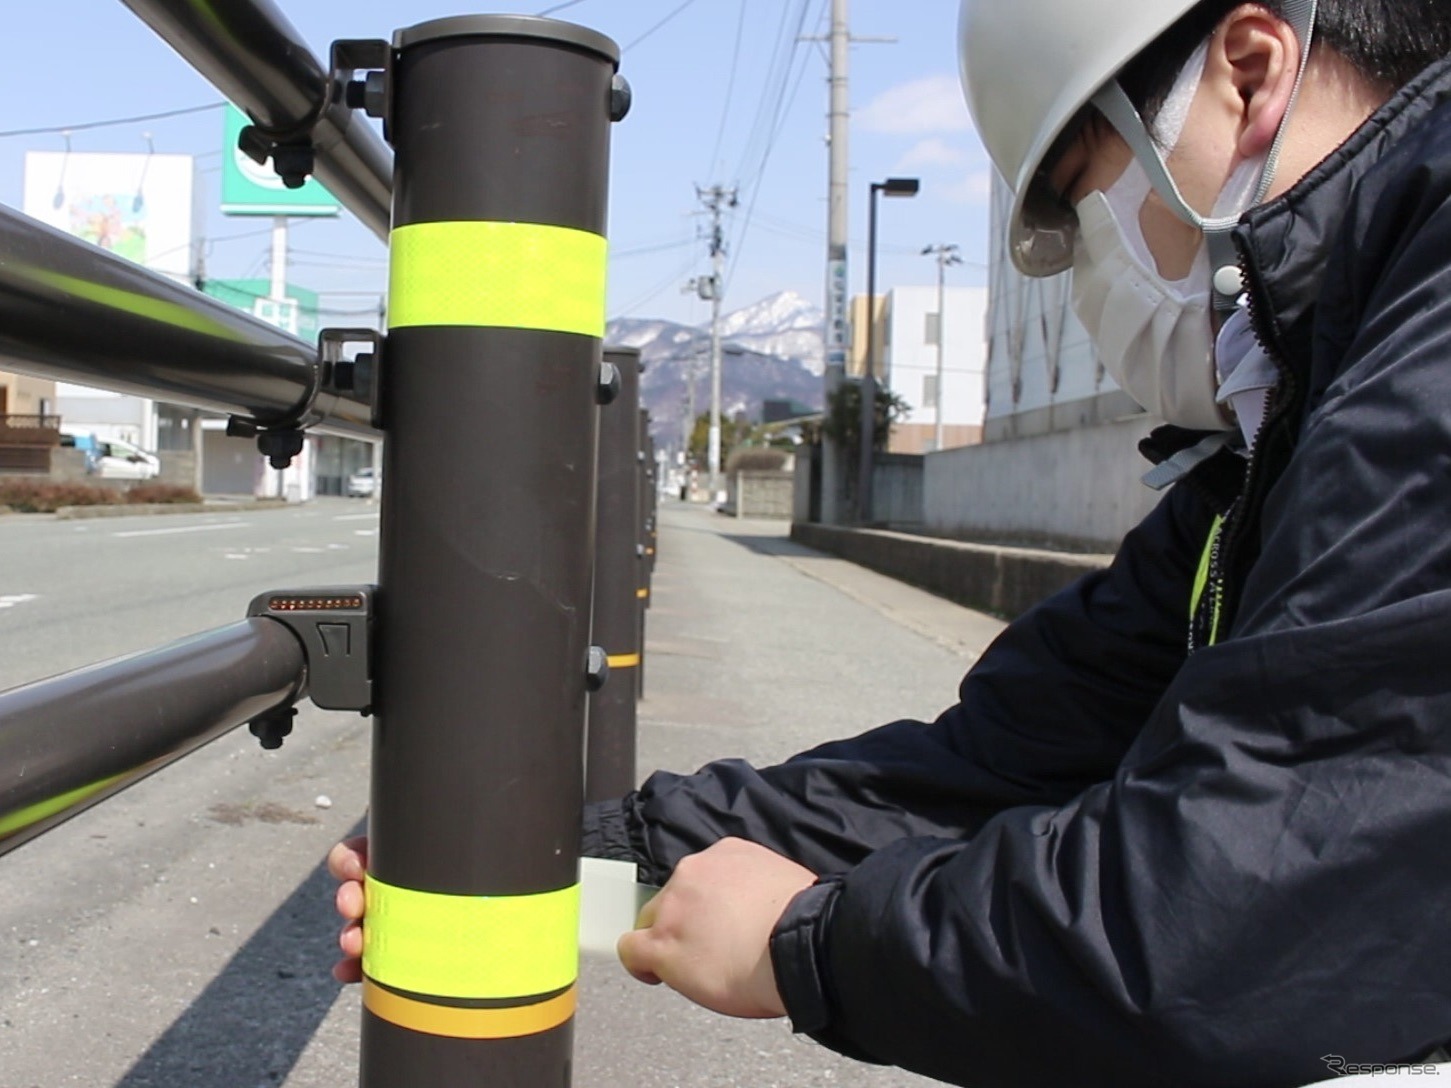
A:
[584,58,1451,1088]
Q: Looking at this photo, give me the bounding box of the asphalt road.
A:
[0,499,1004,1088]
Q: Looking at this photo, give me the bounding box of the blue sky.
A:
[1,0,990,327]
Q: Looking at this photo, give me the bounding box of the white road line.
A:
[0,594,38,609]
[333,513,380,522]
[354,529,378,537]
[112,522,243,539]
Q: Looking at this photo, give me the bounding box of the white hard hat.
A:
[959,0,1203,277]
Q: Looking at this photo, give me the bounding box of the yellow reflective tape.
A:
[363,876,579,1000]
[0,772,128,840]
[26,268,247,343]
[636,588,649,599]
[606,653,640,669]
[1189,514,1226,623]
[388,221,607,337]
[363,979,575,1040]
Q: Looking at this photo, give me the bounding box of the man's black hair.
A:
[1120,0,1451,122]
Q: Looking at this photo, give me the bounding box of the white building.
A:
[916,178,1161,550]
[983,177,1144,441]
[850,285,988,454]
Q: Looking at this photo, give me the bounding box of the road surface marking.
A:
[113,522,243,539]
[334,513,380,522]
[0,594,38,610]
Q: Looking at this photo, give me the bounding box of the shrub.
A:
[0,480,115,513]
[125,484,202,505]
[0,479,202,513]
[725,447,790,474]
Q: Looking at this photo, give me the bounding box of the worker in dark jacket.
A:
[332,2,1451,1084]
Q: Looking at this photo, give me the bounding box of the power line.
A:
[611,251,700,318]
[290,246,388,265]
[725,0,824,289]
[706,0,749,179]
[536,0,589,13]
[623,0,707,52]
[0,102,225,139]
[730,0,805,188]
[612,237,697,259]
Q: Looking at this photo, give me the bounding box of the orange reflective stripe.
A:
[363,979,575,1040]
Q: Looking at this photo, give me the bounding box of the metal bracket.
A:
[236,123,317,189]
[319,327,385,428]
[586,645,609,693]
[596,360,620,406]
[248,586,376,720]
[333,38,393,133]
[224,417,308,470]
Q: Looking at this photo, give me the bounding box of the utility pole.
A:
[803,3,893,524]
[922,242,962,452]
[692,184,736,501]
[822,0,850,523]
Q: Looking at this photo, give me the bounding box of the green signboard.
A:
[204,278,322,343]
[221,105,341,217]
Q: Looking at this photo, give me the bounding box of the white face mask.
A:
[1069,39,1274,431]
[1070,160,1226,430]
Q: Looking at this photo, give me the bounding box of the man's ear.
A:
[1218,4,1303,158]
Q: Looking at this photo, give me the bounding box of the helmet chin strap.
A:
[1089,0,1318,310]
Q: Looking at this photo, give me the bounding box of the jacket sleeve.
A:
[583,481,1213,886]
[767,194,1451,1088]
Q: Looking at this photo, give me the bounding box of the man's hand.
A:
[327,835,368,984]
[616,837,816,1019]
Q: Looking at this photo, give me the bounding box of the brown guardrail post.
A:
[360,16,623,1086]
[586,347,642,803]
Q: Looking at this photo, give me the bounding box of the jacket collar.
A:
[1233,55,1451,368]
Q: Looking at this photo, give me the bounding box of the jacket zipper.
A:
[1189,242,1299,652]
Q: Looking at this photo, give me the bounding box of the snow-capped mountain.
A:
[606,290,825,444]
[717,291,826,377]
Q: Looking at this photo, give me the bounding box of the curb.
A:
[53,500,292,521]
[790,522,1110,621]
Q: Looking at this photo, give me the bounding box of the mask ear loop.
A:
[1089,0,1318,309]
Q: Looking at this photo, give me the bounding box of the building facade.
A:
[850,286,987,454]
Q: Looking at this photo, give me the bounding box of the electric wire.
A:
[728,0,804,192]
[611,251,700,318]
[724,0,824,289]
[536,0,589,14]
[613,237,697,259]
[0,102,224,139]
[706,0,749,179]
[623,0,707,53]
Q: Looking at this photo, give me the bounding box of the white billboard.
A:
[21,150,200,451]
[22,150,199,287]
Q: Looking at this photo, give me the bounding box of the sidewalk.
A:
[570,502,1003,1087]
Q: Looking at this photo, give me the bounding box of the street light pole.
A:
[857,177,918,524]
[922,242,962,452]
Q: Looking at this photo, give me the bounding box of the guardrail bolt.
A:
[248,707,297,750]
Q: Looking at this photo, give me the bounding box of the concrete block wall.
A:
[791,522,1109,620]
[730,471,794,519]
[872,453,924,528]
[923,416,1160,552]
[49,449,197,492]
